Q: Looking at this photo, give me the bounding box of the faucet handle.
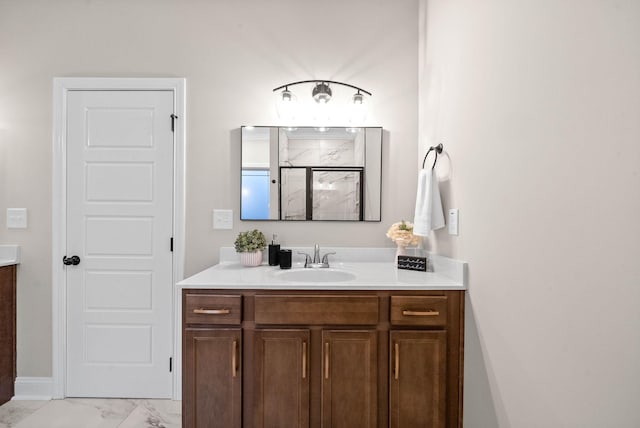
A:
[321,252,336,266]
[297,252,312,268]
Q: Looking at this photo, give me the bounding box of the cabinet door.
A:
[390,330,447,428]
[322,330,377,428]
[254,329,310,428]
[183,328,241,428]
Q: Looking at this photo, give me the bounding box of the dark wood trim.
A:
[446,290,464,428]
[0,265,17,405]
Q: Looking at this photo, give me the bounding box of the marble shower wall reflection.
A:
[280,168,306,220]
[240,126,382,221]
[312,170,361,220]
[280,130,364,220]
[279,134,365,167]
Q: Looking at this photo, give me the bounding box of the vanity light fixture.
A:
[311,82,332,104]
[273,79,372,124]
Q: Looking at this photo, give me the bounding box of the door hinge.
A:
[169,357,173,372]
[170,237,174,252]
[170,114,178,132]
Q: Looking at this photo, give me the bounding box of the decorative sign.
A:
[397,255,428,272]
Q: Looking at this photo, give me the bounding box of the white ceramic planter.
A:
[239,250,263,267]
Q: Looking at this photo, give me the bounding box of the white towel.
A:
[413,168,445,236]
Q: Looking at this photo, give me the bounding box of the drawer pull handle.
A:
[394,342,399,380]
[302,341,307,379]
[324,342,330,380]
[193,308,230,315]
[232,340,238,378]
[402,309,439,317]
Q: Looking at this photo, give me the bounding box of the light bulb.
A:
[276,88,298,121]
[348,92,367,124]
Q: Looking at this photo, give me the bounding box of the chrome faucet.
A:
[298,244,335,268]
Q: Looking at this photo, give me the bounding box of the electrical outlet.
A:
[213,209,233,230]
[7,208,27,229]
[448,208,459,235]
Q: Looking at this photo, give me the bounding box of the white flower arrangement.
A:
[386,220,420,247]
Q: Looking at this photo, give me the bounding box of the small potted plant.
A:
[234,229,267,267]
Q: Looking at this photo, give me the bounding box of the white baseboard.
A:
[13,377,53,401]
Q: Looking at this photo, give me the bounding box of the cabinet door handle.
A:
[193,308,230,315]
[402,309,439,317]
[324,342,330,380]
[302,341,307,379]
[232,340,238,378]
[394,342,399,380]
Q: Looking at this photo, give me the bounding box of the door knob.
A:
[63,255,81,266]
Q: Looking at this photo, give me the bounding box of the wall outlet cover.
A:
[213,209,233,230]
[7,208,28,229]
[448,208,459,235]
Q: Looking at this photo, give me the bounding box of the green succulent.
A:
[398,220,412,231]
[234,229,267,252]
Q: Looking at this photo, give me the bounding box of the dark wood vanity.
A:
[182,288,464,428]
[0,264,17,405]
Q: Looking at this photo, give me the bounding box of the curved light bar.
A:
[273,80,372,97]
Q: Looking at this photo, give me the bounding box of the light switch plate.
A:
[448,208,459,235]
[213,209,233,230]
[7,208,28,229]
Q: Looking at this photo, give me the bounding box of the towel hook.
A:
[422,143,443,170]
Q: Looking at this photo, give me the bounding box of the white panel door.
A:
[65,90,174,398]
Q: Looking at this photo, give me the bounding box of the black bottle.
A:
[279,249,292,269]
[268,234,280,266]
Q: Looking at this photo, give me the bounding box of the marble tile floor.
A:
[0,399,181,428]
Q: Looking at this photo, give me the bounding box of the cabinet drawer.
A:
[390,296,447,327]
[255,295,379,325]
[185,294,242,325]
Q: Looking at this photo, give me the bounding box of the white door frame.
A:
[52,77,186,399]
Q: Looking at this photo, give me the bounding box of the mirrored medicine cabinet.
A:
[241,126,382,221]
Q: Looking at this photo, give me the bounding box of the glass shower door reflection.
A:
[280,168,307,220]
[312,169,362,221]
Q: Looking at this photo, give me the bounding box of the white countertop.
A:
[0,245,20,267]
[178,247,467,291]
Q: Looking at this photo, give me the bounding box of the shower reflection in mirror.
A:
[241,126,382,221]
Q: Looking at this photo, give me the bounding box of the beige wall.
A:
[6,2,637,424]
[0,0,419,377]
[421,0,640,426]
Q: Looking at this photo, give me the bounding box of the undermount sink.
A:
[276,268,356,283]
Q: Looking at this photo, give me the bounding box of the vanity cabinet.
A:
[183,294,243,428]
[252,294,379,428]
[183,289,464,428]
[0,264,17,405]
